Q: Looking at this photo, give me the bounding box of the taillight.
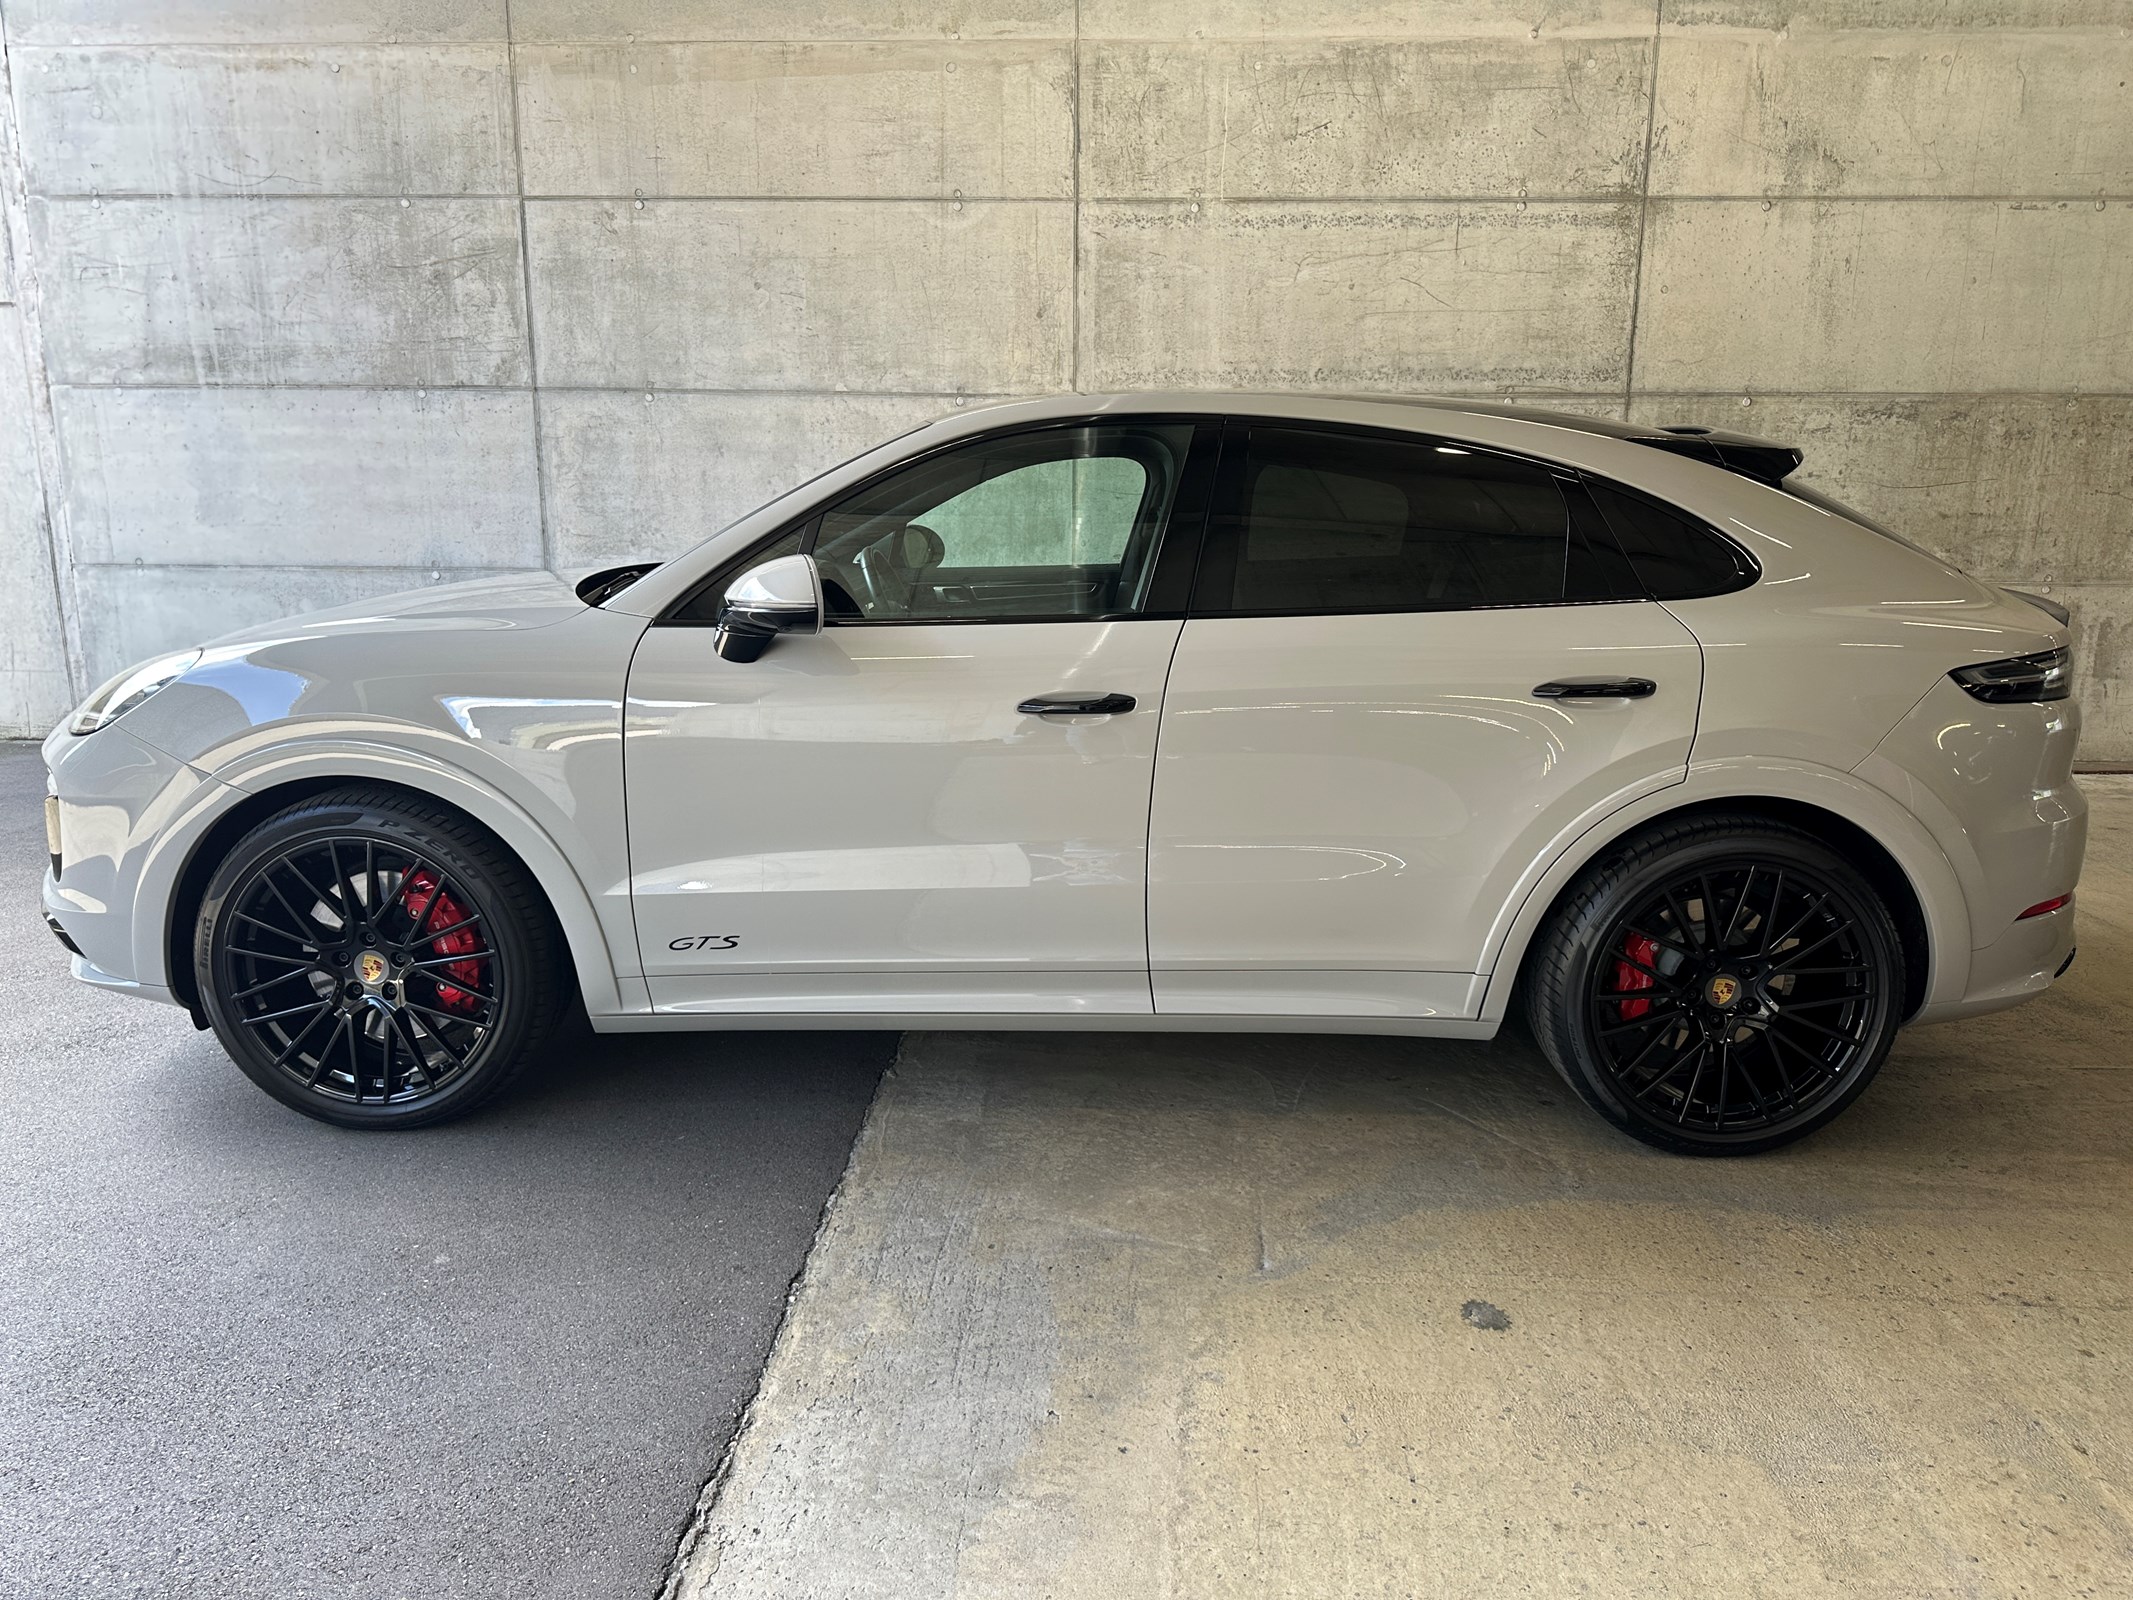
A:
[1950,647,2070,703]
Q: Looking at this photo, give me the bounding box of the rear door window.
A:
[1190,425,1632,615]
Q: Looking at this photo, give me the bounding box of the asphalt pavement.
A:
[0,743,889,1600]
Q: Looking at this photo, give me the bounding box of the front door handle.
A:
[1532,678,1657,700]
[1017,692,1137,717]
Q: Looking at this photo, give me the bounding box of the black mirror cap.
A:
[712,621,777,663]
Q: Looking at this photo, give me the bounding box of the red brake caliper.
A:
[405,869,483,1014]
[1613,932,1659,1020]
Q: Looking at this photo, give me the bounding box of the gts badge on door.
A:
[669,935,741,951]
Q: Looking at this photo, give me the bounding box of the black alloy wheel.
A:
[196,788,567,1129]
[1526,815,1905,1155]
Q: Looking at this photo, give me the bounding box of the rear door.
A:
[1147,423,1703,1020]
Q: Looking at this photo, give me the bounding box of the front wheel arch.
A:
[167,777,588,1026]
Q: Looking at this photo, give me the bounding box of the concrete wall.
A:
[0,2,2127,755]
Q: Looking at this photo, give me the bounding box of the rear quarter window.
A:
[1584,479,1757,600]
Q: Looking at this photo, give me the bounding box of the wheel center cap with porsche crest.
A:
[1704,972,1743,1010]
[356,951,389,986]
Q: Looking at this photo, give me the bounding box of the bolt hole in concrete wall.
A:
[0,2,2127,756]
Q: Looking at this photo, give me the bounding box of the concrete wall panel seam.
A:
[0,25,88,721]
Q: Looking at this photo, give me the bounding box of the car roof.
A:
[955,392,1804,488]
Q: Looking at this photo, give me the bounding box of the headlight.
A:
[68,648,201,735]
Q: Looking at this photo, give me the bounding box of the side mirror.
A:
[714,554,823,662]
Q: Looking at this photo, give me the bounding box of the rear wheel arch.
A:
[1507,794,1937,1025]
[165,773,609,1022]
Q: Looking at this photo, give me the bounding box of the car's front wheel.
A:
[195,787,567,1129]
[1525,815,1906,1156]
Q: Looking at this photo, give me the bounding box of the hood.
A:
[202,570,589,652]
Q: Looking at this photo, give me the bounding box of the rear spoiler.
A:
[1627,425,1803,488]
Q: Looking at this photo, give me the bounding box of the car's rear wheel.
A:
[195,787,567,1129]
[1525,815,1905,1156]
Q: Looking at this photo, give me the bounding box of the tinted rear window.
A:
[1584,481,1756,600]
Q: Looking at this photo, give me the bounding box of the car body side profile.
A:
[40,393,2085,1153]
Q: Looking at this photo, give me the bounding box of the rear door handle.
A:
[1017,692,1137,717]
[1532,678,1657,700]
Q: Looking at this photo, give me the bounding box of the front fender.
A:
[1475,756,1972,1024]
[136,736,641,1018]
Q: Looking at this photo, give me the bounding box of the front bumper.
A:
[41,721,216,1008]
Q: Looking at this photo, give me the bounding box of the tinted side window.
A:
[1585,480,1756,599]
[810,423,1196,624]
[1191,427,1627,615]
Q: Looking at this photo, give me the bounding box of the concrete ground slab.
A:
[674,780,2133,1600]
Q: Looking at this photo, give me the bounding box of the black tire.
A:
[1524,814,1905,1156]
[194,786,568,1129]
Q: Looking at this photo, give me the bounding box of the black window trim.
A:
[656,414,1226,628]
[1185,418,1667,622]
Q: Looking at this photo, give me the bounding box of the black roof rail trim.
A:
[1628,425,1803,488]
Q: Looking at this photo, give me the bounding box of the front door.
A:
[1148,423,1704,1020]
[625,418,1214,1016]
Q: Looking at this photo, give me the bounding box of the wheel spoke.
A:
[378,855,433,936]
[231,968,313,1002]
[406,952,491,976]
[404,1009,466,1074]
[1773,1011,1864,1046]
[1766,1024,1837,1083]
[1729,1039,1788,1118]
[1610,949,1687,988]
[1663,885,1705,951]
[1766,891,1832,957]
[1676,1041,1712,1124]
[1699,873,1725,952]
[1629,1036,1701,1103]
[324,838,354,937]
[411,911,483,946]
[1756,1027,1800,1100]
[226,946,316,968]
[1771,924,1850,971]
[379,1006,397,1100]
[231,908,315,949]
[1721,866,1756,949]
[270,1002,338,1068]
[306,1012,355,1088]
[1598,1007,1678,1038]
[403,997,491,1032]
[242,998,333,1028]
